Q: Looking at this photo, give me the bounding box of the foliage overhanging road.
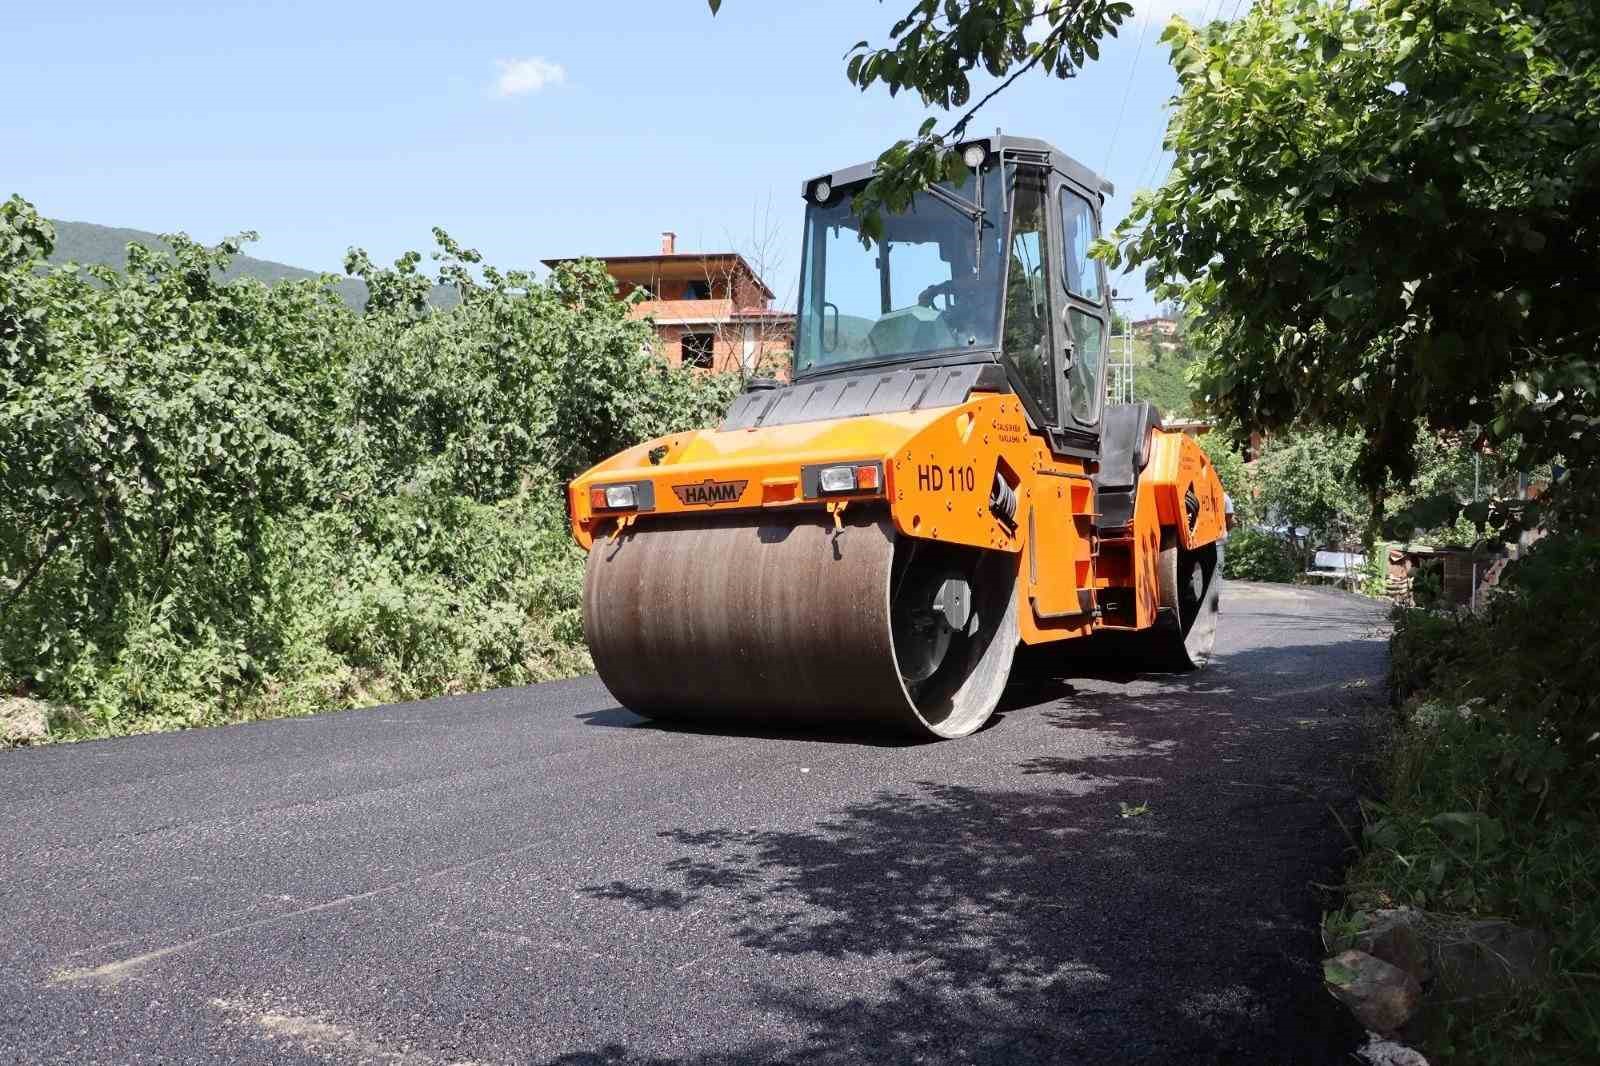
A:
[1,583,1386,1065]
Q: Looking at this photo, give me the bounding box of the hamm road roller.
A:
[568,135,1225,739]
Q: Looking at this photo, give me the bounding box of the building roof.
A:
[541,251,775,299]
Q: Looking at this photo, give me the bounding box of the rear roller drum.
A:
[1149,528,1221,670]
[582,510,1017,739]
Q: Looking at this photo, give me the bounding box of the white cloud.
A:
[494,57,566,98]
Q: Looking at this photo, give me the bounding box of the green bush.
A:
[1346,703,1599,1063]
[1222,527,1298,582]
[1247,425,1503,554]
[1387,606,1470,703]
[1195,427,1257,527]
[1390,534,1600,778]
[1348,531,1600,1063]
[0,195,736,738]
[1196,426,1307,585]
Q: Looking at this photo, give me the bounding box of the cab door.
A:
[1049,172,1111,448]
[998,165,1064,436]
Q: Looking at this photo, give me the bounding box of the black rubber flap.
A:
[1095,402,1164,491]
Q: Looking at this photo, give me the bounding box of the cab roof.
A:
[802,134,1113,203]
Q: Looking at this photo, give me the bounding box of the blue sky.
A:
[8,0,1222,315]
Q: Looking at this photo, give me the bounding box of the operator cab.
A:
[794,135,1115,459]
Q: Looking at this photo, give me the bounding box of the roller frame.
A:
[570,391,1228,737]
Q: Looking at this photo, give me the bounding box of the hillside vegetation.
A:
[1125,337,1198,418]
[45,218,456,311]
[1,196,737,740]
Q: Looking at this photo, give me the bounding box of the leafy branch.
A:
[709,0,1133,240]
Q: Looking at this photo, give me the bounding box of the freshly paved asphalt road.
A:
[2,582,1388,1066]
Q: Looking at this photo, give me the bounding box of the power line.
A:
[1101,3,1154,174]
[1132,0,1245,195]
[1125,1,1210,193]
[1124,0,1250,202]
[1148,149,1175,191]
[1140,148,1166,195]
[1135,124,1166,193]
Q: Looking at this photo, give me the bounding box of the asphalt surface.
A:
[1,582,1388,1066]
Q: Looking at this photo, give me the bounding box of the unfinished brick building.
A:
[543,232,794,376]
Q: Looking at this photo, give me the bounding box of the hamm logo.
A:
[672,479,748,506]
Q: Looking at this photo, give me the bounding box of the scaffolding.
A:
[1106,296,1136,406]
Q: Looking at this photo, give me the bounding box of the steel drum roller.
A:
[583,509,1018,738]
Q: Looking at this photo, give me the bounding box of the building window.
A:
[683,279,712,300]
[681,332,716,369]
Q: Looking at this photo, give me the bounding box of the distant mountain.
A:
[44,220,455,310]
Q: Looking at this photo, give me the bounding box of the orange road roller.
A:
[568,135,1226,739]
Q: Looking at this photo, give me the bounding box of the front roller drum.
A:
[582,510,1018,739]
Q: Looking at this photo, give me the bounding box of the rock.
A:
[1325,950,1424,1033]
[1354,908,1432,984]
[0,696,50,747]
[1431,920,1551,1001]
[1356,1031,1430,1066]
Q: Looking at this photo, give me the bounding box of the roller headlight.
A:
[818,465,857,494]
[806,462,884,497]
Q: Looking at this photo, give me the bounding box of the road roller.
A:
[568,135,1226,739]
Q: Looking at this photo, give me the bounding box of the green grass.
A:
[1336,706,1599,1063]
[1331,573,1600,1065]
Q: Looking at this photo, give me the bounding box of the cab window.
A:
[1060,189,1102,303]
[1067,308,1104,425]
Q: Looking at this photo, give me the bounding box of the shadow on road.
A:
[576,641,1221,748]
[555,628,1383,1065]
[573,706,931,748]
